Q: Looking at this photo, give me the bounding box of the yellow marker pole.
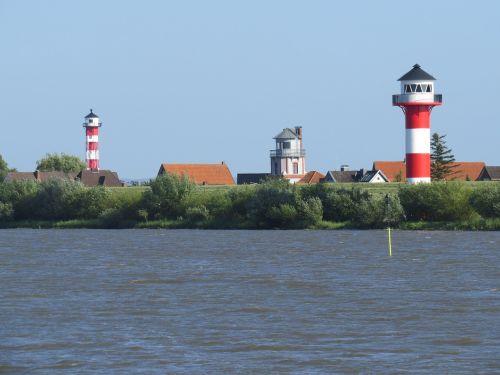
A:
[387,226,392,257]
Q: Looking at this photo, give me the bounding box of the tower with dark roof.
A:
[392,64,443,183]
[83,109,102,171]
[270,126,306,182]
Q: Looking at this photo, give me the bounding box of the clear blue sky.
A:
[1,0,499,178]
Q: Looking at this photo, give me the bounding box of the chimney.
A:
[340,164,350,172]
[295,126,302,140]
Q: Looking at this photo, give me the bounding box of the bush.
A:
[302,184,404,227]
[0,201,13,221]
[73,186,110,219]
[297,196,323,227]
[185,205,210,224]
[246,179,323,228]
[247,179,299,228]
[142,173,195,219]
[98,208,126,228]
[352,193,404,228]
[267,203,298,228]
[0,180,39,220]
[33,178,84,220]
[187,189,232,220]
[469,184,500,218]
[399,182,475,221]
[227,186,254,222]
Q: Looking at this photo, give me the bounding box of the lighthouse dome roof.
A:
[274,128,299,140]
[398,64,436,81]
[85,109,99,119]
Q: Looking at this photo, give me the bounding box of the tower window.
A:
[293,163,298,174]
[416,84,422,92]
[410,84,417,92]
[89,119,93,123]
[426,84,432,92]
[283,142,291,149]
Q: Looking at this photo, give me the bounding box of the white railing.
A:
[270,149,306,157]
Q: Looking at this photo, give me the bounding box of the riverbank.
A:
[1,175,499,230]
[2,218,500,230]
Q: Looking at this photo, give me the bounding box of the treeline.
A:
[0,175,499,229]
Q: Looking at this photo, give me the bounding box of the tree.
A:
[36,153,86,173]
[0,154,16,182]
[142,172,195,219]
[431,133,457,181]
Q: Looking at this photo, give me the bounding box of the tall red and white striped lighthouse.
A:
[393,64,442,183]
[83,109,101,171]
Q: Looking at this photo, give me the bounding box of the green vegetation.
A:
[36,153,86,173]
[0,154,16,182]
[0,175,499,230]
[431,133,457,181]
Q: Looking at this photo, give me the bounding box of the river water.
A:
[1,229,499,374]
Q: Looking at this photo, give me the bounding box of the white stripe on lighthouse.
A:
[86,135,99,142]
[406,128,430,154]
[86,150,99,159]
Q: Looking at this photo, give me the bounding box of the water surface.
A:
[1,229,499,373]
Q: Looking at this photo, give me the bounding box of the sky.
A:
[1,0,499,179]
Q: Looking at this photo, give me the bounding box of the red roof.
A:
[373,161,406,182]
[159,163,235,185]
[373,161,486,182]
[297,171,325,184]
[447,162,485,181]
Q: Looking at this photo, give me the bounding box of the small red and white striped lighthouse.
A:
[83,109,101,171]
[393,64,442,183]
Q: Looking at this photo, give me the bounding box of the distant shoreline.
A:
[1,218,499,231]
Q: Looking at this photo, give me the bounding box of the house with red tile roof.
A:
[158,163,235,185]
[373,161,406,182]
[297,171,325,184]
[373,161,486,182]
[5,170,123,187]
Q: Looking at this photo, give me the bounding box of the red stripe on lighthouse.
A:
[86,127,99,136]
[405,106,431,129]
[405,153,430,179]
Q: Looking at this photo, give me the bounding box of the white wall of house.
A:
[369,172,387,183]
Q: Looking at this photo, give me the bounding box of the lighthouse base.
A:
[407,177,431,184]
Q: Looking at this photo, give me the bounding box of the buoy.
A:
[388,226,392,257]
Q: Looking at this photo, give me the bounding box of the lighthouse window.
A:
[89,119,93,123]
[283,142,291,149]
[404,85,411,93]
[426,84,432,92]
[416,84,422,92]
[410,84,417,92]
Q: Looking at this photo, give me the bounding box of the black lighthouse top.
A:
[85,109,99,119]
[398,64,436,81]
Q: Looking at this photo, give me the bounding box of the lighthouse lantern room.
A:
[83,109,101,171]
[392,64,443,184]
